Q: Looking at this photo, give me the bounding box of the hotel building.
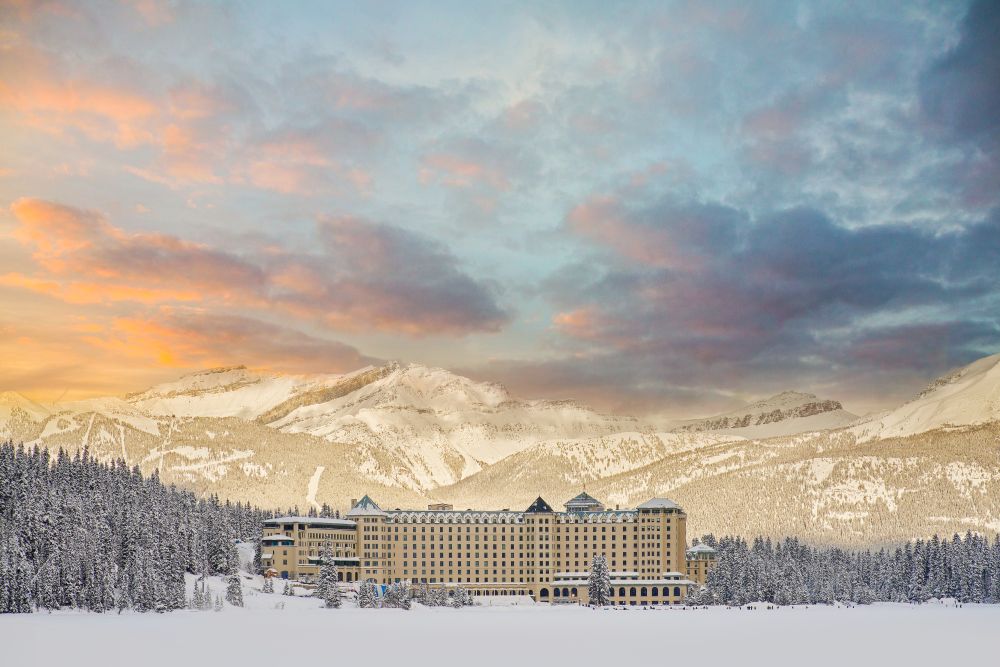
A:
[261,492,712,605]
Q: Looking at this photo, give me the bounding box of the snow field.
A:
[1,601,997,667]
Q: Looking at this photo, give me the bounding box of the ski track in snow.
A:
[306,465,325,511]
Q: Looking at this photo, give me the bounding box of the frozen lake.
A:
[1,600,996,667]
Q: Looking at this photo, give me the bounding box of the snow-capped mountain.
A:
[671,391,858,438]
[4,353,1000,545]
[850,352,1000,441]
[3,362,636,503]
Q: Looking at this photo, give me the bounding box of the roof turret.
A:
[525,497,554,513]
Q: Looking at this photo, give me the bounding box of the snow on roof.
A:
[261,534,295,542]
[687,544,717,554]
[264,516,357,528]
[261,553,274,559]
[346,495,387,517]
[637,498,680,510]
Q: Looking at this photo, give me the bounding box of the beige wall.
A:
[261,501,697,604]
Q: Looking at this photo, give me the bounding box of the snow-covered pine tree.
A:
[192,577,205,609]
[588,554,611,606]
[225,570,244,607]
[262,576,274,594]
[384,581,411,609]
[202,582,214,611]
[316,545,341,608]
[213,594,223,611]
[357,579,378,608]
[283,580,293,596]
[450,586,473,607]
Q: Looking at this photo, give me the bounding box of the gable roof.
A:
[687,543,717,554]
[525,496,554,513]
[346,494,387,517]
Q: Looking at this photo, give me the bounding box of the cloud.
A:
[0,310,376,399]
[87,311,378,372]
[312,216,509,334]
[920,0,1000,144]
[7,198,508,336]
[533,190,1000,414]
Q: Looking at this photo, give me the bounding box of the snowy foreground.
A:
[1,598,997,667]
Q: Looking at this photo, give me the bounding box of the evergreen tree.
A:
[315,545,341,608]
[588,554,612,606]
[262,576,274,594]
[357,579,378,608]
[384,581,411,609]
[225,571,244,607]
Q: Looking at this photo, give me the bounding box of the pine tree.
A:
[225,571,244,607]
[588,554,612,606]
[315,545,341,608]
[192,577,205,609]
[213,594,223,611]
[262,576,274,594]
[283,580,293,596]
[451,587,472,608]
[357,579,378,608]
[384,581,411,609]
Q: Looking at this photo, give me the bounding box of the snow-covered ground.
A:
[1,598,996,666]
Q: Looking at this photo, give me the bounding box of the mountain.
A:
[0,391,51,440]
[4,353,999,546]
[434,430,740,512]
[258,362,637,489]
[5,362,635,507]
[850,352,1000,441]
[671,391,858,438]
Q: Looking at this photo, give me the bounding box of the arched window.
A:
[674,586,681,597]
[619,587,626,597]
[651,587,658,596]
[562,587,569,597]
[540,588,549,598]
[554,588,561,598]
[641,587,648,597]
[629,587,637,597]
[571,587,578,597]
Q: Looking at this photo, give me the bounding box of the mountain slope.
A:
[672,391,858,438]
[6,353,1000,546]
[263,362,637,489]
[434,430,740,511]
[851,353,1000,441]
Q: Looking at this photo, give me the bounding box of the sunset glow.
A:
[1,0,998,417]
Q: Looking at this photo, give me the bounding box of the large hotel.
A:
[261,493,717,605]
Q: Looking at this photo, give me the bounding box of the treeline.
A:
[694,533,1000,605]
[0,443,268,613]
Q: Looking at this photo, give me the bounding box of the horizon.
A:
[2,0,999,420]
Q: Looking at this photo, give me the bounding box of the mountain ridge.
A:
[2,353,999,546]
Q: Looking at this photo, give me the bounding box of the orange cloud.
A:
[9,198,266,300]
[420,153,511,190]
[1,70,159,148]
[6,198,507,336]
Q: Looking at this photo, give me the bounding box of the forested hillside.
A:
[0,443,266,613]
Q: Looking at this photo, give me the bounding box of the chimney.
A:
[350,498,357,508]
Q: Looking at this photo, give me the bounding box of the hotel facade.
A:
[260,492,714,605]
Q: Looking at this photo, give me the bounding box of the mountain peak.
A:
[853,351,1000,440]
[672,389,854,437]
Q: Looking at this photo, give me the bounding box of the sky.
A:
[1,0,998,419]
